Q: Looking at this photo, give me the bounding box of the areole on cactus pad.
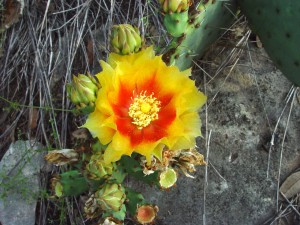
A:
[238,0,300,86]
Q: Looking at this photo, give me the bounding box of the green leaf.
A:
[102,204,126,221]
[91,139,107,154]
[125,188,145,216]
[112,163,127,184]
[60,170,89,196]
[119,155,159,186]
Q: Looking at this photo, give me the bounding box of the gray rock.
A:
[0,140,45,225]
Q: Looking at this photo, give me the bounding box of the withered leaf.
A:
[86,38,94,65]
[280,171,300,199]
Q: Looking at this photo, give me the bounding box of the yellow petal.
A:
[103,132,133,164]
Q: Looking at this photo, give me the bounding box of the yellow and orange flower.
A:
[83,46,206,164]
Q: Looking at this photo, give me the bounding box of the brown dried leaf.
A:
[72,128,89,140]
[280,171,300,199]
[29,108,39,129]
[86,38,94,65]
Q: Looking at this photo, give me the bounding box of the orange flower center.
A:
[128,91,161,129]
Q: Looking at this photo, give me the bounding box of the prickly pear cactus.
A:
[163,0,237,70]
[238,0,300,86]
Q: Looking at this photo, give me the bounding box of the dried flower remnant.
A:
[44,149,78,166]
[135,204,159,225]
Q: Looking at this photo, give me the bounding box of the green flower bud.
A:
[135,204,159,225]
[86,152,114,180]
[110,24,142,55]
[159,0,191,13]
[67,74,100,109]
[95,183,126,212]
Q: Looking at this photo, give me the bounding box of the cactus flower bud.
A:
[159,167,177,189]
[86,152,114,180]
[95,183,126,212]
[135,204,159,225]
[67,74,100,109]
[159,0,191,13]
[159,0,191,37]
[110,24,142,55]
[44,149,78,166]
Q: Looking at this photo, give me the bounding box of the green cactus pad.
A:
[238,0,300,86]
[125,188,146,216]
[102,204,126,221]
[58,170,89,197]
[163,11,189,37]
[118,155,159,186]
[163,0,237,70]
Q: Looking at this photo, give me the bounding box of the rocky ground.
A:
[136,44,300,225]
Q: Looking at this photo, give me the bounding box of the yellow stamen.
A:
[128,91,161,129]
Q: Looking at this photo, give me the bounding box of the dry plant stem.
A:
[266,195,299,225]
[280,192,300,217]
[266,86,297,179]
[275,87,298,212]
[207,58,239,110]
[203,130,212,225]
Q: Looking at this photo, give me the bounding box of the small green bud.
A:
[86,152,114,180]
[67,74,100,110]
[110,24,142,55]
[95,183,126,212]
[159,0,191,13]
